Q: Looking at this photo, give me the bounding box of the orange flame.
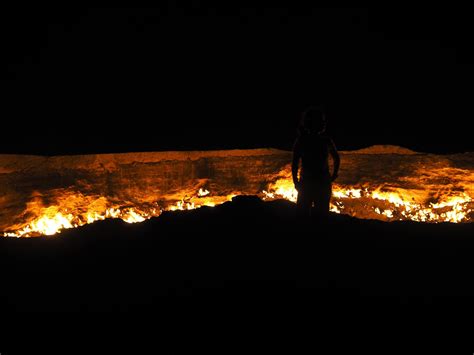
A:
[262,168,473,223]
[2,164,472,237]
[3,189,236,238]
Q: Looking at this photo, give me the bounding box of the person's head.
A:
[299,106,327,135]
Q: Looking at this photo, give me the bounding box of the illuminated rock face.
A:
[0,146,473,236]
[341,149,474,221]
[0,149,291,235]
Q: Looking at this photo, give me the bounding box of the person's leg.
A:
[296,183,312,218]
[314,181,332,217]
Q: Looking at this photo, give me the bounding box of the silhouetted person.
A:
[292,107,340,217]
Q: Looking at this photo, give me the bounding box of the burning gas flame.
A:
[3,206,161,238]
[261,168,473,223]
[3,189,236,238]
[2,162,472,237]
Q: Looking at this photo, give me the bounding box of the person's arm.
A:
[328,138,340,181]
[292,140,301,190]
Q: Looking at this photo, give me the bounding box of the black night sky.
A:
[1,6,472,155]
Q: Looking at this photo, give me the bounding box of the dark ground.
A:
[1,195,473,311]
[1,196,474,353]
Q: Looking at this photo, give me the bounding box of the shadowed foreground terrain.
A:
[1,196,473,312]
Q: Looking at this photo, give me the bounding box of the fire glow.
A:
[261,167,472,223]
[4,172,472,238]
[1,147,473,237]
[2,191,236,238]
